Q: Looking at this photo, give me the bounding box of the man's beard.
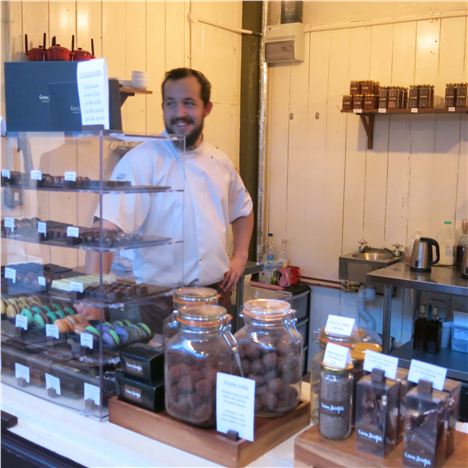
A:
[165,117,203,150]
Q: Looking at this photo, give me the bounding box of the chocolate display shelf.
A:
[294,425,468,467]
[109,397,310,467]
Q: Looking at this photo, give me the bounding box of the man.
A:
[82,68,253,328]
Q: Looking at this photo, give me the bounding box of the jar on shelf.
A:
[164,304,240,428]
[235,299,303,418]
[319,362,353,440]
[163,287,219,346]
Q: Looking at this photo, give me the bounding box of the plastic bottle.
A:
[425,306,442,354]
[413,304,428,351]
[260,233,277,284]
[438,221,456,266]
[456,219,468,269]
[277,239,289,267]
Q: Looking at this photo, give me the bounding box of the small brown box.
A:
[363,94,378,110]
[352,94,364,109]
[350,81,361,95]
[342,95,353,110]
[408,86,419,108]
[456,83,468,107]
[388,87,400,109]
[378,87,388,108]
[445,83,456,107]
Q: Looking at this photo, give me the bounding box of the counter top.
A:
[367,262,468,296]
[1,382,311,467]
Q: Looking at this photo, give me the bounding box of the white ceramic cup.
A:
[131,70,148,89]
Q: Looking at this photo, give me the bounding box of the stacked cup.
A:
[131,71,148,89]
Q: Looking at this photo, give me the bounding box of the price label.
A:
[30,169,43,181]
[363,350,398,379]
[448,107,455,112]
[15,314,28,330]
[4,217,15,229]
[5,267,16,283]
[64,171,77,182]
[411,108,418,113]
[38,276,46,287]
[15,363,30,383]
[37,221,47,234]
[46,324,59,339]
[2,169,11,178]
[70,281,84,293]
[45,373,61,396]
[353,109,363,114]
[67,226,79,238]
[408,359,447,391]
[378,108,387,113]
[84,383,101,406]
[323,342,351,369]
[325,314,355,336]
[81,332,94,349]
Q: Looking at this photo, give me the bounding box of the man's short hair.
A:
[161,68,211,106]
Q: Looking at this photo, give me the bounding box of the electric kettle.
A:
[410,237,440,272]
[461,249,468,279]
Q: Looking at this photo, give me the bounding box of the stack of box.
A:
[446,83,468,107]
[342,80,380,111]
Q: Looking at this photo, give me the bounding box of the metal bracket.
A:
[359,114,375,149]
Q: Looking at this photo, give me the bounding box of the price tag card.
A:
[67,226,79,238]
[216,372,255,442]
[37,221,47,234]
[408,359,447,391]
[84,383,101,406]
[5,267,16,283]
[15,363,30,383]
[81,332,94,349]
[411,108,418,113]
[70,281,84,293]
[325,314,355,336]
[15,314,28,331]
[38,276,46,287]
[64,171,77,182]
[363,350,398,379]
[30,169,43,180]
[46,324,59,339]
[353,109,363,114]
[323,342,351,369]
[448,107,455,112]
[378,108,387,113]
[4,217,15,229]
[45,373,61,396]
[2,169,11,178]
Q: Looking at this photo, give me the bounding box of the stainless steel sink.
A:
[339,248,401,284]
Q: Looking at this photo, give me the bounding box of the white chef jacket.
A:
[99,135,253,287]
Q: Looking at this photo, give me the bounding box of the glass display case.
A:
[1,130,185,419]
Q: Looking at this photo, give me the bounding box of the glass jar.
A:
[319,363,353,440]
[235,299,303,418]
[164,304,240,428]
[163,287,219,346]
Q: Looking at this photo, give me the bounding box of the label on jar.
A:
[325,315,355,336]
[67,226,79,238]
[408,359,446,391]
[320,399,349,416]
[216,372,255,442]
[64,171,76,182]
[123,384,142,402]
[2,169,11,178]
[15,363,30,383]
[45,373,62,396]
[30,169,42,180]
[323,342,351,369]
[356,428,384,445]
[123,359,144,377]
[363,350,398,379]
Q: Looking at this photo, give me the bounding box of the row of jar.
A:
[317,364,459,467]
[163,291,303,428]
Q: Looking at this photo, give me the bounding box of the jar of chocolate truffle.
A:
[319,363,353,440]
[163,287,219,346]
[164,304,240,428]
[235,299,303,418]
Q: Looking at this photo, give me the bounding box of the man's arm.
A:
[219,210,254,293]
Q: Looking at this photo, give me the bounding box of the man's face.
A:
[162,76,212,149]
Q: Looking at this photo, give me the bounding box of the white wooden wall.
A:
[266,3,468,352]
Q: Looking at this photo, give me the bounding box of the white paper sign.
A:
[45,373,61,396]
[46,324,59,339]
[5,267,16,283]
[15,363,30,383]
[378,108,387,113]
[67,226,79,238]
[77,58,109,129]
[408,359,447,391]
[84,383,101,406]
[81,332,94,349]
[30,169,43,180]
[353,109,363,114]
[216,372,255,442]
[325,314,355,337]
[15,314,28,330]
[4,217,15,229]
[323,342,351,369]
[448,107,455,112]
[411,108,418,113]
[70,281,84,293]
[363,350,398,379]
[64,171,77,182]
[37,221,47,234]
[2,169,11,178]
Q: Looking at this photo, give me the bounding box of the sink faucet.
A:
[391,243,404,257]
[358,239,369,253]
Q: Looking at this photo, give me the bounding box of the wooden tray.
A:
[294,425,468,467]
[109,397,310,467]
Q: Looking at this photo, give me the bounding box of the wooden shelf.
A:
[341,107,468,149]
[119,86,152,105]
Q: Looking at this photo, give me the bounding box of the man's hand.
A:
[219,254,248,293]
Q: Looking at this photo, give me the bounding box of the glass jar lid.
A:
[173,287,219,305]
[242,298,291,321]
[177,304,230,328]
[320,362,354,373]
[350,342,382,361]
